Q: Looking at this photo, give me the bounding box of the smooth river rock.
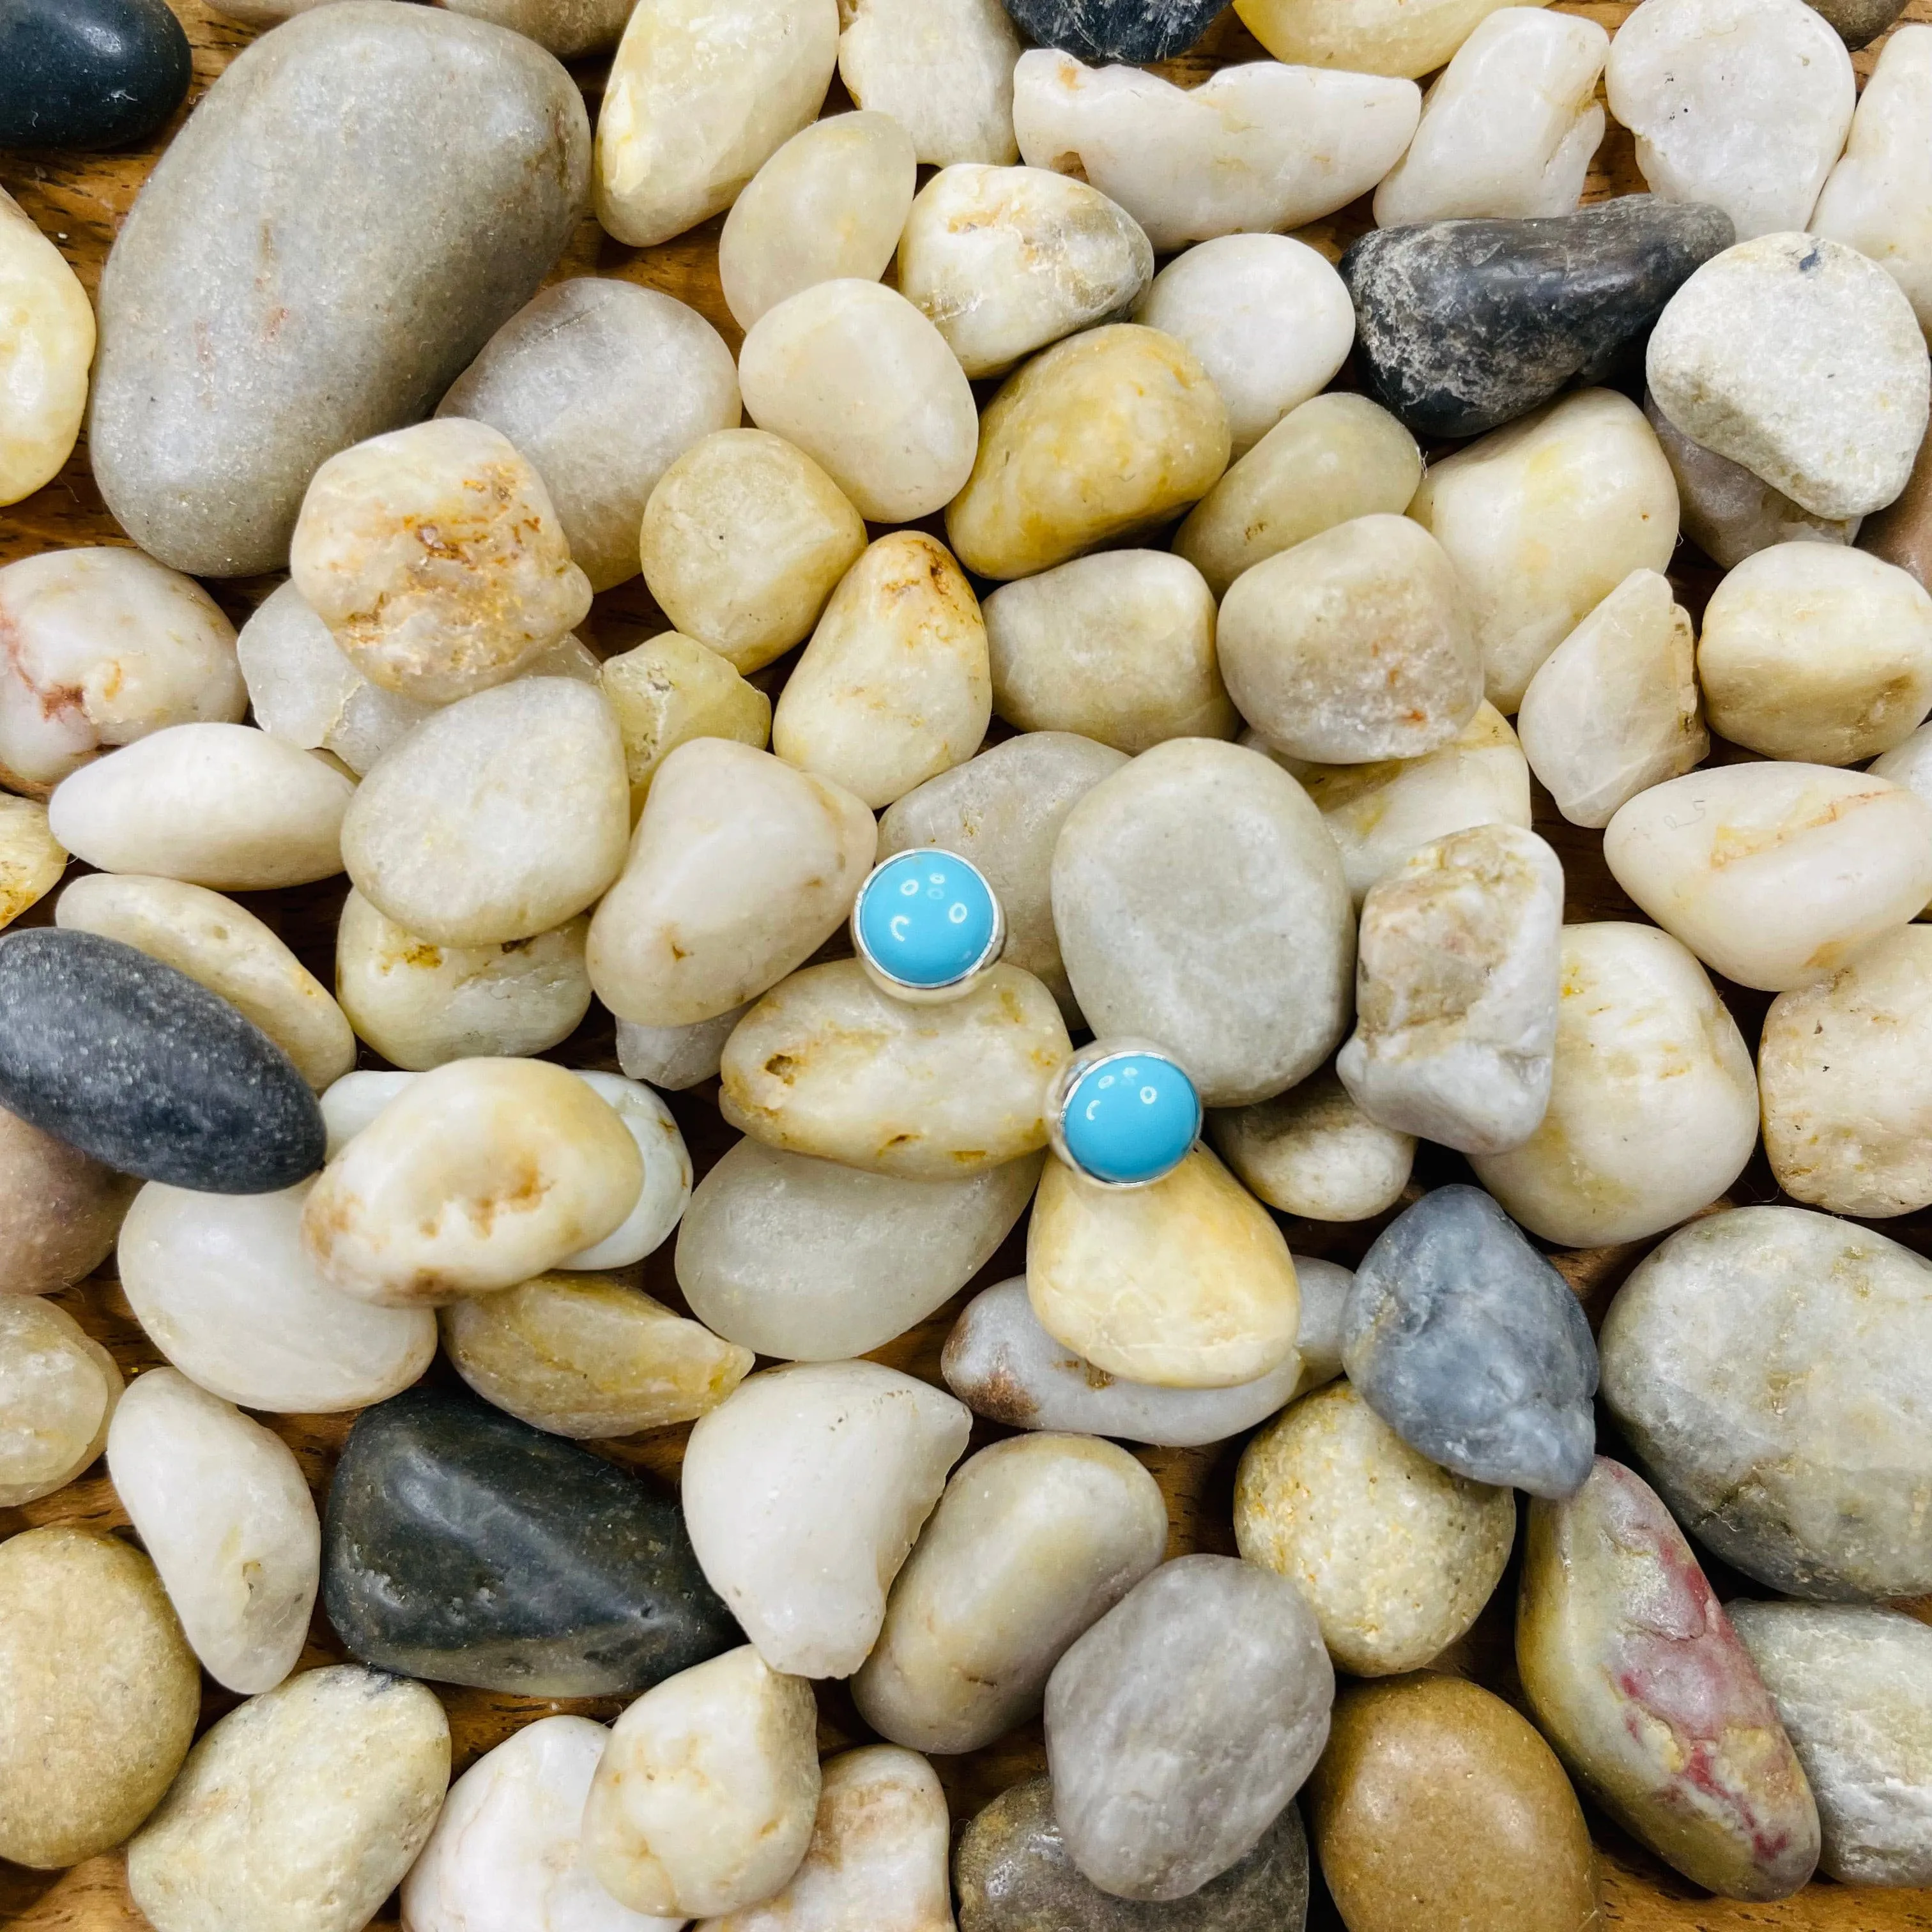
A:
[1045,1554,1335,1901]
[1232,0,1542,77]
[1209,1073,1415,1223]
[0,795,65,930]
[0,1099,135,1296]
[0,0,190,149]
[1601,1205,1932,1598]
[0,1296,119,1506]
[837,0,1023,167]
[90,3,590,578]
[601,632,772,816]
[1518,1455,1820,1900]
[1343,1184,1597,1498]
[325,1383,738,1695]
[0,185,93,507]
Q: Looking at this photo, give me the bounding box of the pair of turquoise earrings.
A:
[851,848,1201,1189]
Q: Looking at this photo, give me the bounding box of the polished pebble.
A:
[0,1099,135,1296]
[0,795,65,930]
[601,632,772,816]
[558,1071,693,1271]
[1209,1072,1415,1222]
[0,0,190,149]
[837,0,1022,165]
[0,1296,120,1507]
[1232,0,1534,77]
[0,186,95,507]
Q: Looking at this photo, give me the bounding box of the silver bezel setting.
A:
[850,847,1007,1006]
[1047,1038,1204,1190]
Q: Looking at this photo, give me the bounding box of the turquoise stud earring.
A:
[850,848,1005,1004]
[1048,1039,1202,1188]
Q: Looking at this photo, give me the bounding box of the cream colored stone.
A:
[720,958,1070,1179]
[119,1179,436,1411]
[342,677,630,947]
[1759,925,1932,1216]
[1131,234,1353,456]
[739,280,978,522]
[853,1434,1165,1754]
[334,891,590,1071]
[1209,1071,1416,1222]
[1262,702,1533,908]
[984,551,1233,755]
[57,873,355,1089]
[1871,725,1932,885]
[0,185,93,508]
[1698,542,1932,763]
[640,429,868,676]
[442,1273,753,1436]
[1338,823,1563,1156]
[595,0,840,248]
[772,532,990,807]
[290,418,592,705]
[0,1101,134,1298]
[0,1527,199,1870]
[0,1296,119,1507]
[1234,0,1546,77]
[401,1714,684,1932]
[0,546,245,796]
[838,0,1022,166]
[617,1006,749,1091]
[1813,24,1932,342]
[680,1362,971,1678]
[1236,1381,1515,1676]
[1516,569,1705,828]
[106,1367,318,1695]
[1012,50,1420,251]
[1409,388,1680,712]
[126,1666,450,1932]
[0,793,63,929]
[560,1071,694,1271]
[1469,921,1759,1245]
[1604,763,1932,990]
[300,1058,643,1305]
[1028,1145,1301,1390]
[677,1135,1041,1360]
[703,1746,953,1932]
[897,164,1153,379]
[47,723,352,889]
[588,737,877,1027]
[1605,0,1853,241]
[317,1071,416,1158]
[1220,514,1483,763]
[721,113,917,331]
[1373,8,1607,226]
[1051,737,1354,1105]
[1177,392,1423,599]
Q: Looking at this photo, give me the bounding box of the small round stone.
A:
[0,1296,121,1507]
[854,848,1004,1000]
[1209,1071,1415,1222]
[1049,1041,1202,1188]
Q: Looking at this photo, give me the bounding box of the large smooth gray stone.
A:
[89,3,590,578]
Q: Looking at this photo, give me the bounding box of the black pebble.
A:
[324,1383,742,1699]
[999,0,1229,65]
[1340,195,1737,441]
[0,926,325,1194]
[0,0,192,151]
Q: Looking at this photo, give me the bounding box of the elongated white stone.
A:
[838,0,1022,167]
[106,1368,318,1696]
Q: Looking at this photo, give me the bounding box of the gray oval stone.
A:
[89,3,590,578]
[1342,1184,1597,1499]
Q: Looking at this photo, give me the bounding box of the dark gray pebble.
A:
[1805,0,1910,47]
[0,0,190,151]
[999,0,1228,63]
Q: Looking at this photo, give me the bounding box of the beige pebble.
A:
[1236,1381,1515,1675]
[334,890,590,1071]
[721,112,917,331]
[773,531,990,807]
[595,0,839,247]
[0,1296,119,1507]
[441,1273,753,1437]
[896,164,1153,379]
[300,1058,644,1305]
[1234,0,1542,79]
[588,737,877,1027]
[342,677,630,948]
[0,793,65,929]
[1604,762,1932,990]
[618,1006,749,1092]
[1759,924,1932,1216]
[1029,1144,1301,1389]
[984,550,1232,756]
[1471,921,1758,1245]
[0,185,93,508]
[1176,392,1423,600]
[1698,541,1932,763]
[946,323,1230,581]
[1220,512,1483,763]
[639,429,868,676]
[47,723,353,890]
[0,1526,199,1869]
[720,958,1070,1179]
[559,1070,695,1272]
[290,418,592,705]
[739,280,979,523]
[1209,1070,1416,1222]
[602,633,771,817]
[57,872,355,1089]
[1409,387,1680,711]
[0,1101,135,1297]
[836,0,1022,167]
[1515,567,1705,828]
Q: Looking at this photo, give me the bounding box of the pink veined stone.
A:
[1516,1455,1820,1901]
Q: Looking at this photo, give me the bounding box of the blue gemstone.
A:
[1060,1052,1201,1186]
[855,850,1000,992]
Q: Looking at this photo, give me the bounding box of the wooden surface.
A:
[5,2,1932,1926]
